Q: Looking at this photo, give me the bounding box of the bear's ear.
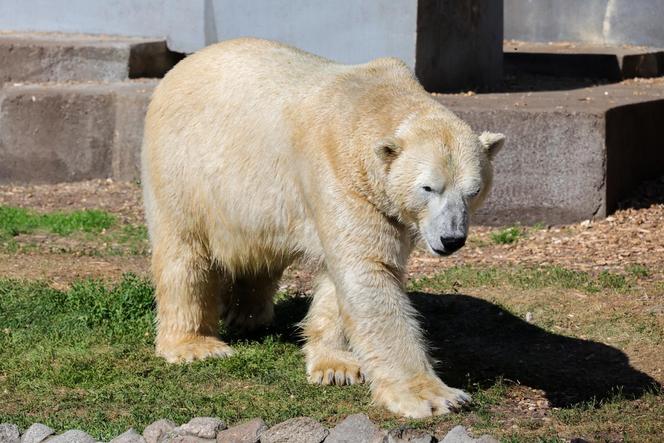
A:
[479,132,505,160]
[373,138,402,163]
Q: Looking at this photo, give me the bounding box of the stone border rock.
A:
[0,416,500,443]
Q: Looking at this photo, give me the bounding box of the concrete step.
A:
[504,40,664,81]
[0,80,156,183]
[0,31,181,85]
[1,78,663,225]
[436,79,664,224]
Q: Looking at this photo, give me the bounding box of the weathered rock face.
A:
[440,425,500,443]
[259,417,329,443]
[45,429,97,443]
[142,419,177,443]
[325,414,386,443]
[388,427,436,443]
[109,428,147,443]
[216,418,267,443]
[0,423,20,443]
[20,423,55,443]
[175,417,226,440]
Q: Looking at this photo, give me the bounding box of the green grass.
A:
[0,206,149,256]
[0,276,374,439]
[0,206,115,239]
[0,267,660,441]
[626,264,650,278]
[490,226,524,245]
[409,265,630,294]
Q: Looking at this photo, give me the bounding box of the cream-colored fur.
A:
[142,38,503,418]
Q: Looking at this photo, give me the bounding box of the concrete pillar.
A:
[210,0,504,92]
[416,0,504,92]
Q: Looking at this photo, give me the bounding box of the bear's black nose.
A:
[441,236,466,253]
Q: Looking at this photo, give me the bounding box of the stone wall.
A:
[0,0,502,92]
[505,0,664,48]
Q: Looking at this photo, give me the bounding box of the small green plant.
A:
[626,264,650,278]
[490,226,523,244]
[0,205,115,239]
[531,222,547,230]
[596,271,628,291]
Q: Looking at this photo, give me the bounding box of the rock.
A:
[440,426,498,443]
[143,419,177,443]
[110,428,147,443]
[160,434,214,443]
[20,423,54,443]
[177,418,225,439]
[325,414,385,443]
[387,427,435,443]
[46,430,97,443]
[216,418,267,443]
[260,417,328,443]
[0,424,20,443]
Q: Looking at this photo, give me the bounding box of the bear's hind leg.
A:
[152,236,233,363]
[222,270,281,332]
[301,274,364,386]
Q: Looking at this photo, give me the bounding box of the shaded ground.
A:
[0,178,663,442]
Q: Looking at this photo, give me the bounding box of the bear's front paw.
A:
[156,336,234,363]
[306,351,365,386]
[373,374,471,418]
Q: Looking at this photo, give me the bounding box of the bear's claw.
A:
[307,354,365,386]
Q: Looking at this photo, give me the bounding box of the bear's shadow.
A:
[234,291,660,408]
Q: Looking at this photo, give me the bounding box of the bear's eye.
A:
[468,187,481,198]
[422,186,433,193]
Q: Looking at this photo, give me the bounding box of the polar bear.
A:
[141,38,504,418]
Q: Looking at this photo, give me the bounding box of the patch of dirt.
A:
[0,253,149,290]
[0,179,143,224]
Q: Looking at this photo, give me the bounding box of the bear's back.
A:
[151,38,418,115]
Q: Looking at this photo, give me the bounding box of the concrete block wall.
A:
[0,81,156,184]
[505,0,664,48]
[0,0,503,92]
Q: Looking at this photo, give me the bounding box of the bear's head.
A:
[374,114,504,256]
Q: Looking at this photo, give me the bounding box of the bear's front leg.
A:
[301,274,364,386]
[330,260,471,418]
